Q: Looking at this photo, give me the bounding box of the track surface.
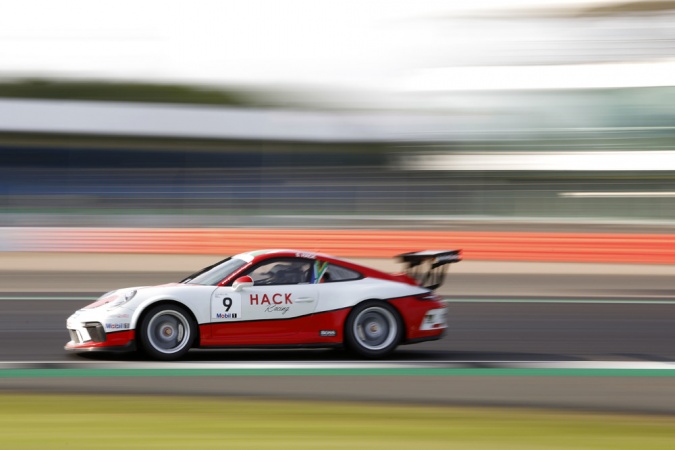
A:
[1,297,674,362]
[1,265,675,414]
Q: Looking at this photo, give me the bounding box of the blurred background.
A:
[3,2,675,435]
[2,0,675,234]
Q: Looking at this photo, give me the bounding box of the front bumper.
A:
[65,331,136,353]
[65,329,136,352]
[66,308,136,352]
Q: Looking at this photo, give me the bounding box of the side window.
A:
[315,261,362,283]
[245,258,312,286]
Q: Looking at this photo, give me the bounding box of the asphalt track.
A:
[1,259,675,414]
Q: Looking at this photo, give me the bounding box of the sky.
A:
[1,0,673,93]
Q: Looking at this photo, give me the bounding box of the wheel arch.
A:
[343,298,406,358]
[343,298,408,342]
[133,299,201,348]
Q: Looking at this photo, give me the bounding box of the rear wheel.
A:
[137,304,196,361]
[345,301,402,358]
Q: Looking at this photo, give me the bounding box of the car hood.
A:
[83,283,220,310]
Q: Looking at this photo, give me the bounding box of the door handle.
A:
[295,297,315,303]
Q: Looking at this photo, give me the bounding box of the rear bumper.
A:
[389,297,448,342]
[403,328,446,345]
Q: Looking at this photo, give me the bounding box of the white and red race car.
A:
[66,249,460,360]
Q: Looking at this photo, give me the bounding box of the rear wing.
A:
[397,250,461,291]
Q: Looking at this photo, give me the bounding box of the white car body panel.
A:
[75,278,429,333]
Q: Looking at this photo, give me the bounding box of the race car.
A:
[65,249,461,360]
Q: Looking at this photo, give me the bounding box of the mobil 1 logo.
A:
[212,292,242,321]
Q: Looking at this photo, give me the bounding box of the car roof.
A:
[234,249,401,282]
[236,249,354,266]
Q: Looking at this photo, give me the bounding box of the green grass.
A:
[1,394,674,449]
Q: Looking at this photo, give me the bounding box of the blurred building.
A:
[1,87,675,229]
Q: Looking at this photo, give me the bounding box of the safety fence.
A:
[4,166,675,223]
[2,228,674,264]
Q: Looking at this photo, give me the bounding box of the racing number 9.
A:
[223,297,232,311]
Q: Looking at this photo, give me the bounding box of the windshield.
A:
[181,257,248,285]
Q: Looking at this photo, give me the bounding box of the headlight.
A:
[106,290,137,309]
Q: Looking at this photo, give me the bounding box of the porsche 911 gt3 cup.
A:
[66,249,460,360]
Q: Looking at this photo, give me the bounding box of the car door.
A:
[208,257,318,345]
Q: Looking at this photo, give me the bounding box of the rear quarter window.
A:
[323,264,362,282]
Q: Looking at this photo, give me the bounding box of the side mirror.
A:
[233,276,254,292]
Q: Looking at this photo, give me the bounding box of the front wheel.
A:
[344,301,402,358]
[137,304,196,361]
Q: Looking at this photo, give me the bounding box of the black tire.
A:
[344,301,402,358]
[137,304,196,361]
